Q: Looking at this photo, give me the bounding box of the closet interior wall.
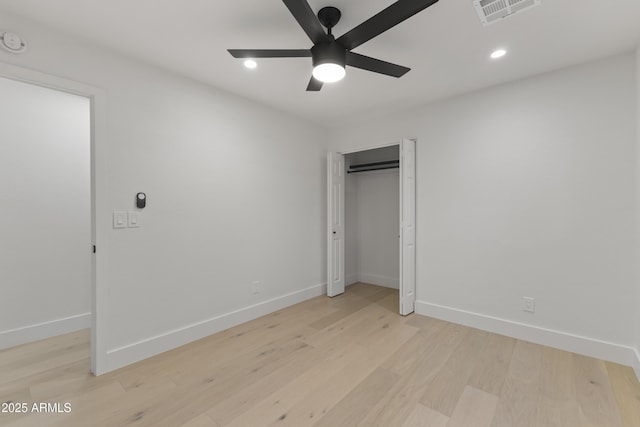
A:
[345,146,400,290]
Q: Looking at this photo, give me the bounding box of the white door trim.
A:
[0,61,108,375]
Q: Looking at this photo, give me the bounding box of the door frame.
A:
[0,62,108,374]
[327,139,417,315]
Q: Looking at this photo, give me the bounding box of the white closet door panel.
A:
[399,139,416,315]
[327,152,345,297]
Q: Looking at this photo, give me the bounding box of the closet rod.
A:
[347,165,399,174]
[349,160,399,169]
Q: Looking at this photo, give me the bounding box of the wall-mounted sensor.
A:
[136,192,146,209]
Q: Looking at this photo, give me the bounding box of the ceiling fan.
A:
[228,0,440,91]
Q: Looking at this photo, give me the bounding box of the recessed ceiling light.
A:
[490,49,507,59]
[243,59,257,69]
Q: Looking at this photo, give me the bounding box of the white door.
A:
[327,152,345,297]
[399,139,416,315]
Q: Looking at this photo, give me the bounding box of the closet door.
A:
[399,139,416,315]
[327,152,345,297]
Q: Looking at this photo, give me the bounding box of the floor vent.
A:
[473,0,541,26]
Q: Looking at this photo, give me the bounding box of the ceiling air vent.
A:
[473,0,541,26]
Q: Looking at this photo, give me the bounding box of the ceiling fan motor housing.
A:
[311,39,346,69]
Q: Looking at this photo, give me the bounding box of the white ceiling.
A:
[1,0,639,126]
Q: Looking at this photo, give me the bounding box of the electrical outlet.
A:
[252,281,260,295]
[523,297,535,313]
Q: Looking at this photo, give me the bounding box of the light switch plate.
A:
[127,211,140,228]
[113,211,127,229]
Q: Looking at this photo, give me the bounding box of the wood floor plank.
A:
[373,292,400,312]
[158,341,327,427]
[419,328,492,416]
[346,283,394,299]
[0,330,89,371]
[0,348,88,386]
[466,332,515,396]
[380,325,437,378]
[312,367,400,427]
[61,375,175,427]
[101,343,317,427]
[535,346,580,427]
[218,343,367,427]
[605,362,640,427]
[179,413,220,427]
[357,323,470,426]
[401,403,449,427]
[166,326,317,387]
[573,354,623,427]
[447,385,499,427]
[308,309,353,330]
[490,340,542,427]
[264,321,418,426]
[152,345,327,427]
[3,380,126,427]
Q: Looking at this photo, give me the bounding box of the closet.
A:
[344,146,400,291]
[327,139,415,315]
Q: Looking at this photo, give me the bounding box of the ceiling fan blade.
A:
[306,76,323,91]
[228,49,311,58]
[337,0,439,50]
[346,52,410,78]
[282,0,327,44]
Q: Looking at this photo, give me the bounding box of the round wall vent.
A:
[1,32,27,54]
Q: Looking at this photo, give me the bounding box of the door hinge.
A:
[92,245,96,254]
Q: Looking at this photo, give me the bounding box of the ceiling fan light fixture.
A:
[311,40,347,83]
[228,0,441,91]
[312,63,345,83]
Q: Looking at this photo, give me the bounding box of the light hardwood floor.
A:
[1,283,639,427]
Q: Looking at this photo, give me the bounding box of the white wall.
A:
[356,170,400,289]
[635,44,640,377]
[0,76,91,348]
[345,172,359,286]
[0,12,326,373]
[329,53,638,366]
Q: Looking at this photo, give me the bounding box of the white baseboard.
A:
[633,348,640,380]
[415,301,639,371]
[104,283,326,374]
[358,273,399,289]
[0,312,91,350]
[345,274,359,286]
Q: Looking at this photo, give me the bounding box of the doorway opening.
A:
[345,146,400,290]
[327,140,416,315]
[0,70,98,372]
